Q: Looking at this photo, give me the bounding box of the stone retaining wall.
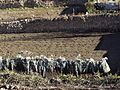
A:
[0,0,54,8]
[0,14,120,34]
[0,0,87,9]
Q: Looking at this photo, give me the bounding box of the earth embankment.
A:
[0,14,120,33]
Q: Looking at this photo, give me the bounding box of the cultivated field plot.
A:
[0,32,120,90]
[0,32,107,59]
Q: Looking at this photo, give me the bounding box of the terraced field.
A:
[0,32,107,60]
[0,32,120,89]
[1,32,120,74]
[0,6,120,90]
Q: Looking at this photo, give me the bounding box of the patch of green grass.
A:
[85,2,96,13]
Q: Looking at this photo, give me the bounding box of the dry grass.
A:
[0,7,63,21]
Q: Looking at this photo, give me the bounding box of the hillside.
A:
[0,4,120,89]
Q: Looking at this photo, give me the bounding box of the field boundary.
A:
[0,14,120,34]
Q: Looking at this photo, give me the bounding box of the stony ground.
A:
[0,72,120,90]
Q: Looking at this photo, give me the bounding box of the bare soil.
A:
[0,32,108,59]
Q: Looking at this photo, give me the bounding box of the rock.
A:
[49,78,61,84]
[0,88,6,90]
[0,74,10,79]
[0,84,9,89]
[12,85,20,90]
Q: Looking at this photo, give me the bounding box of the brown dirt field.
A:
[0,32,107,59]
